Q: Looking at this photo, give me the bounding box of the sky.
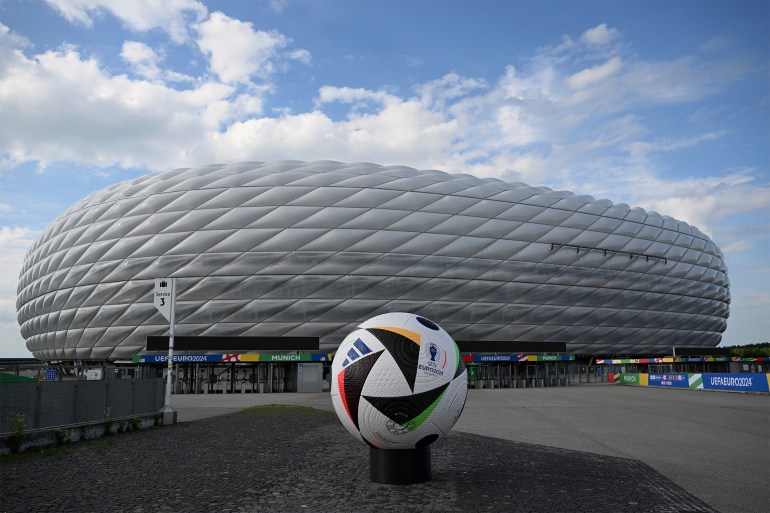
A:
[0,0,768,358]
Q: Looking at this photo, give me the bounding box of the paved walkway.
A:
[454,385,770,513]
[172,384,770,513]
[2,384,767,512]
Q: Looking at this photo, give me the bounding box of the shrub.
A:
[54,427,72,446]
[8,413,25,453]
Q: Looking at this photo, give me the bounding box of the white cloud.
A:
[0,19,764,256]
[46,2,306,86]
[495,105,541,145]
[120,40,158,71]
[701,36,733,53]
[566,57,623,90]
[623,131,728,169]
[288,48,312,65]
[0,226,32,246]
[45,0,207,43]
[404,55,424,68]
[647,175,770,227]
[0,23,31,53]
[196,11,288,83]
[416,72,487,108]
[580,166,770,251]
[0,29,239,169]
[581,23,621,46]
[120,40,193,83]
[268,0,291,13]
[317,85,392,106]
[0,226,37,358]
[202,93,460,168]
[499,64,560,102]
[622,56,748,104]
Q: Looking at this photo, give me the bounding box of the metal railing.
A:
[549,242,668,264]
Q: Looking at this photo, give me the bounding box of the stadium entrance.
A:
[133,353,332,394]
[465,354,575,388]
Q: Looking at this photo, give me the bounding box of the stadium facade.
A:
[17,161,730,361]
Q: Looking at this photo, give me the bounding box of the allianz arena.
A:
[17,161,730,361]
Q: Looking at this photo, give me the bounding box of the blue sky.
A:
[0,0,768,357]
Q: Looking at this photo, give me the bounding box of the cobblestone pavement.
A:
[0,405,717,513]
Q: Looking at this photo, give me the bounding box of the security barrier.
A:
[611,373,770,393]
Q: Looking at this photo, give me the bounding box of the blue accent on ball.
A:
[354,338,372,355]
[416,316,439,331]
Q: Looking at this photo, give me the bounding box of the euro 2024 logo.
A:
[417,341,445,377]
[386,341,445,436]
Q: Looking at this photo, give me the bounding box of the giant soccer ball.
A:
[331,312,468,449]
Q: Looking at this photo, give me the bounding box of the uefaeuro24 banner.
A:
[614,373,769,393]
[701,373,769,393]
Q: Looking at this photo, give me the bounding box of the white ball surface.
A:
[330,312,468,449]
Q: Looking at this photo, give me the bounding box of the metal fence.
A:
[0,379,164,434]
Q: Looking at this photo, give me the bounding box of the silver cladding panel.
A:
[17,161,730,360]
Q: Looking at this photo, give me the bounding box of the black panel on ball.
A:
[370,446,432,484]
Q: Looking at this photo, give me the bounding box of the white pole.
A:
[162,278,177,422]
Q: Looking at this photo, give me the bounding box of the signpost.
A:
[154,278,177,425]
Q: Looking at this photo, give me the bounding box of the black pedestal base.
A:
[369,446,432,484]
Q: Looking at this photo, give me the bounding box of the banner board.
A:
[476,355,517,362]
[462,354,575,363]
[701,373,769,393]
[614,372,769,393]
[596,356,768,365]
[618,373,648,386]
[648,373,689,388]
[133,353,332,364]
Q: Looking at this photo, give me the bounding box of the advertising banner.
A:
[596,356,767,365]
[134,354,224,363]
[648,373,689,388]
[619,373,641,386]
[476,355,517,362]
[613,372,769,393]
[701,374,770,393]
[240,353,330,363]
[133,353,332,363]
[518,354,574,362]
[462,354,575,363]
[688,374,704,389]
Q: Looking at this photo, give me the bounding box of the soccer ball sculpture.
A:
[331,312,467,450]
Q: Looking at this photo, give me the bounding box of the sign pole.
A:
[155,277,177,425]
